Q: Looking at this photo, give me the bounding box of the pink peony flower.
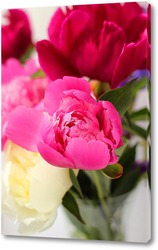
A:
[2,58,50,148]
[5,76,123,170]
[2,9,33,63]
[36,3,150,88]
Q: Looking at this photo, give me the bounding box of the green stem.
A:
[92,171,110,216]
[92,171,113,239]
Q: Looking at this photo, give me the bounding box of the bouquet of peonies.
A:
[1,3,151,241]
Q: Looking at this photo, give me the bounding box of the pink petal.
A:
[73,4,107,30]
[5,106,43,151]
[112,38,150,88]
[2,58,38,84]
[59,10,89,56]
[44,76,91,115]
[48,8,66,47]
[37,141,74,169]
[71,21,125,83]
[101,101,123,148]
[36,40,79,80]
[125,14,147,43]
[104,3,145,43]
[65,138,110,170]
[2,59,25,84]
[24,58,39,75]
[104,2,142,25]
[122,2,143,19]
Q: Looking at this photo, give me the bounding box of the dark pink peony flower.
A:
[36,3,150,88]
[2,58,50,148]
[5,76,123,170]
[2,9,33,63]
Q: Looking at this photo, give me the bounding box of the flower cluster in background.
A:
[1,2,151,241]
[2,9,33,63]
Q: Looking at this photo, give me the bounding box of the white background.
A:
[0,0,157,249]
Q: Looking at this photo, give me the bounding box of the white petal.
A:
[30,160,72,213]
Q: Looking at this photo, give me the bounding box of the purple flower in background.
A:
[132,161,149,172]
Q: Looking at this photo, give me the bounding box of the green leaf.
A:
[77,170,98,199]
[20,45,34,64]
[99,77,147,116]
[110,145,145,197]
[111,145,136,195]
[62,191,85,224]
[123,122,147,140]
[147,121,151,137]
[115,137,128,157]
[130,108,150,121]
[100,163,123,179]
[111,168,142,197]
[31,69,46,79]
[69,169,83,198]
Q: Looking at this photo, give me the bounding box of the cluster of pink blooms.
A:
[2,3,151,170]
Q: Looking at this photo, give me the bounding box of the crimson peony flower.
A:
[5,76,122,170]
[2,9,33,63]
[36,3,150,88]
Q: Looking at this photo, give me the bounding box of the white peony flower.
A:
[2,141,78,235]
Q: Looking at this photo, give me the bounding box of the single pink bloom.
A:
[36,3,150,87]
[2,58,49,149]
[5,76,123,170]
[2,9,33,63]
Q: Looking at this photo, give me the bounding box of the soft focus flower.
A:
[5,76,122,170]
[36,3,150,88]
[2,58,49,148]
[2,141,77,235]
[2,9,33,63]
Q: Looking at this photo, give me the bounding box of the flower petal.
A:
[37,141,74,169]
[2,59,25,84]
[5,106,43,151]
[18,212,57,235]
[2,9,32,63]
[48,8,66,47]
[101,101,123,148]
[112,38,151,88]
[125,14,147,43]
[73,4,107,30]
[36,40,79,80]
[30,159,71,213]
[71,21,125,83]
[104,2,143,29]
[59,10,89,56]
[65,138,110,170]
[44,76,91,115]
